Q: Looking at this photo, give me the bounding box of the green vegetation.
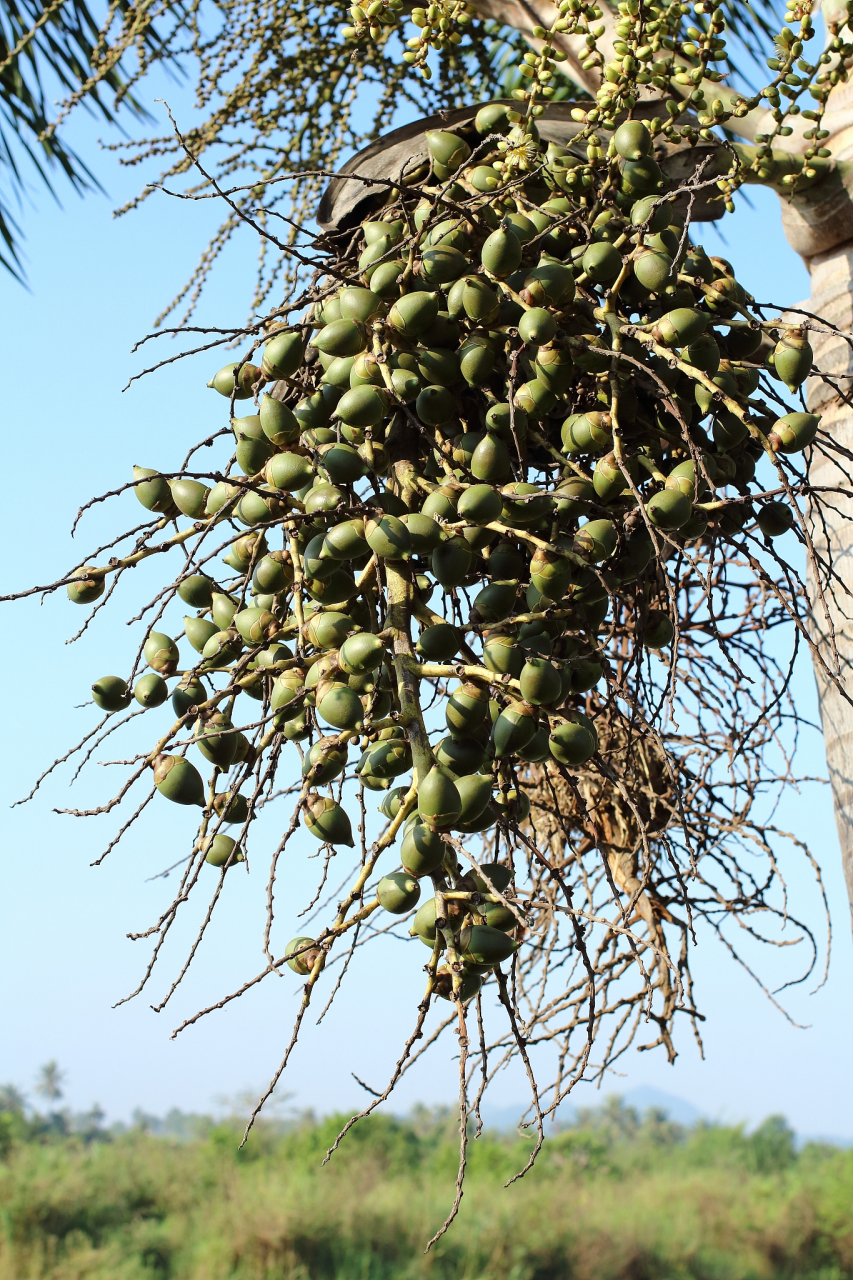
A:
[0,1091,851,1279]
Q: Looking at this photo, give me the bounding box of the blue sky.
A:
[0,72,851,1139]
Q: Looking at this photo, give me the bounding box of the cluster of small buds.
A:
[341,0,404,45]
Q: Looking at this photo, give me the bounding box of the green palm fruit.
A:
[307,571,356,606]
[92,676,131,712]
[712,410,748,450]
[366,514,411,561]
[316,682,363,731]
[451,431,484,470]
[320,355,356,389]
[630,195,672,232]
[370,260,404,299]
[518,307,557,346]
[153,754,205,807]
[234,433,273,476]
[340,631,383,675]
[549,712,597,765]
[469,164,501,192]
[446,682,489,737]
[645,611,675,647]
[417,347,460,388]
[475,101,511,133]
[303,481,344,516]
[481,226,522,279]
[458,485,501,526]
[280,710,309,740]
[652,308,708,348]
[204,834,242,869]
[337,286,382,323]
[455,337,494,387]
[211,593,239,630]
[646,488,692,529]
[285,936,321,976]
[434,735,488,777]
[519,657,562,706]
[67,566,105,605]
[695,368,738,415]
[323,519,369,561]
[318,442,366,485]
[434,967,484,1003]
[451,771,490,822]
[418,766,462,830]
[271,670,305,721]
[178,575,213,609]
[172,675,206,717]
[460,276,500,324]
[304,792,355,847]
[201,630,242,669]
[205,482,240,516]
[529,545,571,597]
[425,128,471,175]
[363,219,403,246]
[471,581,517,623]
[533,345,573,392]
[573,519,618,562]
[666,456,715,499]
[421,485,459,521]
[517,724,551,764]
[207,361,261,399]
[224,530,266,572]
[682,244,714,282]
[582,241,622,282]
[261,329,303,380]
[133,466,177,515]
[501,482,551,526]
[259,397,299,447]
[213,791,249,824]
[757,501,794,537]
[469,863,512,895]
[306,612,352,650]
[312,319,366,358]
[492,702,537,757]
[401,821,445,877]
[236,488,285,525]
[555,476,595,517]
[483,634,523,677]
[732,363,760,396]
[614,119,652,160]
[358,740,412,787]
[399,514,441,556]
[487,542,526,580]
[432,537,472,588]
[336,384,386,428]
[522,261,575,308]
[515,377,557,418]
[484,403,526,441]
[592,453,627,503]
[133,672,168,708]
[725,326,762,359]
[562,411,612,454]
[416,384,455,427]
[388,291,439,337]
[379,786,407,820]
[620,155,662,197]
[319,295,342,322]
[411,895,465,945]
[769,411,819,454]
[234,607,278,646]
[253,552,293,594]
[377,872,421,915]
[460,924,517,966]
[302,738,348,786]
[359,236,393,275]
[470,433,512,482]
[416,623,460,661]
[144,631,179,675]
[195,713,237,768]
[420,245,467,285]
[634,248,672,293]
[683,333,721,375]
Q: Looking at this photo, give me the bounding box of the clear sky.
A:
[1,74,850,1140]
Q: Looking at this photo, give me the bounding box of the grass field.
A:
[0,1094,851,1279]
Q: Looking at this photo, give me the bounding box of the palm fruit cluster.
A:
[79,103,819,1005]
